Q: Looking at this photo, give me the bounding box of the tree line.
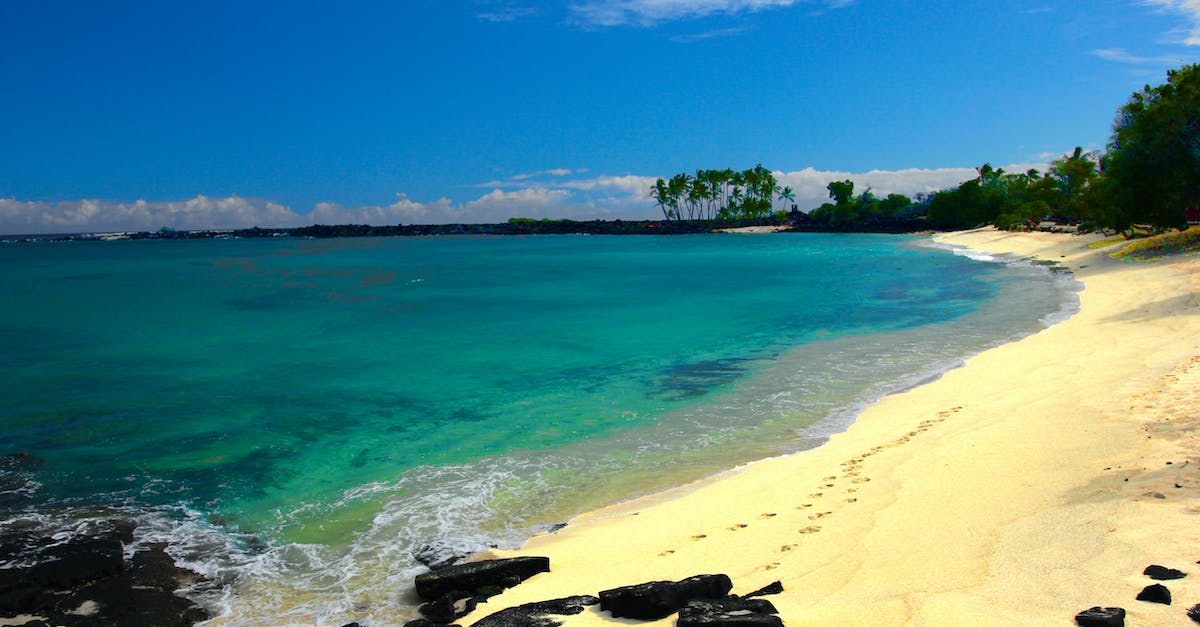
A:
[876,63,1199,233]
[651,165,795,223]
[652,63,1199,234]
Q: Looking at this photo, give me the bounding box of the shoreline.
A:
[461,227,1200,626]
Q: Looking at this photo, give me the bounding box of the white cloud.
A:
[2,164,1054,235]
[0,195,302,235]
[1142,0,1200,45]
[559,174,658,198]
[569,0,849,27]
[0,186,634,235]
[669,25,754,42]
[474,0,538,22]
[1090,47,1186,64]
[773,164,1048,211]
[462,188,575,221]
[505,168,589,182]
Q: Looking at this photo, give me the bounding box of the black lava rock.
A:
[402,620,458,627]
[599,580,680,619]
[1074,606,1125,627]
[419,593,478,623]
[0,452,44,471]
[677,598,783,627]
[599,574,733,620]
[1143,564,1187,580]
[1187,602,1200,624]
[413,544,467,570]
[472,594,599,627]
[744,581,784,598]
[1136,583,1172,604]
[0,518,210,626]
[414,556,550,600]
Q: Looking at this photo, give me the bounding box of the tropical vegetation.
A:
[924,63,1198,233]
[649,63,1199,235]
[651,165,792,223]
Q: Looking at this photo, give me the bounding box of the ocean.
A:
[0,232,1079,625]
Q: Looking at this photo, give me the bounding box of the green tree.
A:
[1102,63,1200,230]
[827,180,855,206]
[777,185,796,211]
[1048,147,1099,219]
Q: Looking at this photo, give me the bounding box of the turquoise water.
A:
[0,233,1078,624]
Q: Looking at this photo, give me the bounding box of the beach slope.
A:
[462,228,1200,626]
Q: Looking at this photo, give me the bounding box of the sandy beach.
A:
[460,228,1200,626]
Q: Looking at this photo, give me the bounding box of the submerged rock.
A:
[1143,564,1187,580]
[1074,606,1125,627]
[598,574,733,620]
[0,452,44,472]
[414,556,550,600]
[1136,583,1172,604]
[472,595,599,627]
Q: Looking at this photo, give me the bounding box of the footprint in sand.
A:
[799,526,821,534]
[852,477,871,483]
[759,513,777,519]
[764,562,780,571]
[845,497,858,503]
[691,534,707,541]
[808,493,824,498]
[728,523,748,531]
[796,503,813,509]
[658,550,675,557]
[780,544,797,552]
[809,512,832,520]
[846,487,859,493]
[823,476,838,481]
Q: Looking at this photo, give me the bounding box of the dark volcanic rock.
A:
[413,544,467,570]
[743,581,784,598]
[677,598,784,627]
[414,556,550,600]
[403,620,458,627]
[599,580,681,619]
[1143,564,1187,580]
[419,593,478,623]
[1187,602,1200,623]
[677,575,734,600]
[0,518,210,626]
[0,452,44,472]
[472,595,599,627]
[598,574,733,620]
[1074,606,1126,627]
[1136,583,1172,604]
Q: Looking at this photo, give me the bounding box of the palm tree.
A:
[651,178,671,221]
[777,185,796,212]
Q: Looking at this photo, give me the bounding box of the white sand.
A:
[460,228,1200,626]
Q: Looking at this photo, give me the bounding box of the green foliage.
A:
[1101,64,1200,231]
[650,165,782,222]
[807,180,918,229]
[925,151,1100,231]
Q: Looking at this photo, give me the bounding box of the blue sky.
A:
[2,0,1198,233]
